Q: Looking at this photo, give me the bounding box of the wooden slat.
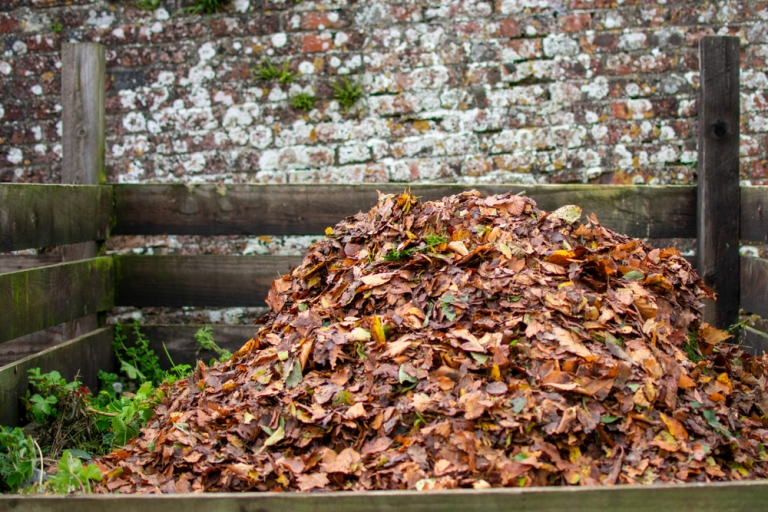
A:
[740,256,768,319]
[3,480,768,511]
[0,257,115,343]
[0,253,63,274]
[112,184,696,239]
[740,326,768,356]
[0,326,115,427]
[740,186,768,242]
[123,324,256,369]
[0,184,112,252]
[0,324,65,367]
[115,255,303,308]
[697,36,741,328]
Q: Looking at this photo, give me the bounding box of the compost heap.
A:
[97,190,768,493]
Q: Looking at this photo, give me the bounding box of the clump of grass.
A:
[331,76,363,111]
[50,20,63,33]
[134,0,161,10]
[195,326,232,363]
[683,332,702,363]
[291,93,316,111]
[186,0,230,14]
[253,61,295,83]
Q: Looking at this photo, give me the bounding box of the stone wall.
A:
[1,0,767,186]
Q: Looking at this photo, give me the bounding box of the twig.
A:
[86,407,118,417]
[32,438,44,488]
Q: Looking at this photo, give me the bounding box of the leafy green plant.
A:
[0,427,40,493]
[331,77,363,111]
[48,450,101,494]
[113,321,164,385]
[291,92,316,111]
[383,231,448,262]
[253,61,295,83]
[50,20,63,33]
[186,0,230,14]
[134,0,162,10]
[195,325,232,362]
[683,332,702,363]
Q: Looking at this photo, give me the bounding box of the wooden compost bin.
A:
[2,36,768,510]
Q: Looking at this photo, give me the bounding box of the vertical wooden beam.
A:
[697,36,741,329]
[62,42,106,185]
[61,42,106,339]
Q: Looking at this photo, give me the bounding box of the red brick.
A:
[300,11,348,30]
[301,34,334,53]
[498,18,521,38]
[0,13,19,34]
[753,160,768,179]
[559,13,591,33]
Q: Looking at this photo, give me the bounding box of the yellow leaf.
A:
[371,315,386,345]
[490,364,501,382]
[325,227,333,235]
[698,323,732,345]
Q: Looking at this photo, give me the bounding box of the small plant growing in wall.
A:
[253,61,296,84]
[134,0,162,10]
[50,20,63,33]
[331,76,363,111]
[291,93,316,112]
[186,0,230,14]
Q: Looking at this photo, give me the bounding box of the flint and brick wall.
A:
[1,0,767,186]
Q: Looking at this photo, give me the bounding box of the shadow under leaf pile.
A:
[96,190,768,493]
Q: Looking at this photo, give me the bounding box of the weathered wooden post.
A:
[697,36,740,329]
[61,42,106,339]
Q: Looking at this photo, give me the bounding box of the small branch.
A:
[86,407,118,417]
[32,438,44,487]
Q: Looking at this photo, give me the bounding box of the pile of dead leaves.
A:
[96,190,768,493]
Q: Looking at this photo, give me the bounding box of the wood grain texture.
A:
[0,324,64,367]
[740,326,768,356]
[0,184,112,252]
[112,184,696,239]
[3,480,768,511]
[122,324,256,368]
[740,256,768,319]
[115,255,303,308]
[61,42,105,185]
[0,327,115,427]
[740,186,768,242]
[696,36,741,329]
[0,253,63,274]
[0,257,115,343]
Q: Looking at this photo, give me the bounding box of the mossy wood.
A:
[0,327,115,427]
[0,257,115,343]
[0,184,112,252]
[112,184,697,239]
[3,480,768,510]
[123,324,255,369]
[0,253,63,275]
[114,255,303,308]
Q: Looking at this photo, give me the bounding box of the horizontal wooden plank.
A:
[740,256,768,319]
[740,326,768,356]
[0,326,115,427]
[123,324,256,369]
[0,324,65,367]
[3,480,768,511]
[112,184,696,239]
[115,255,303,308]
[0,253,63,274]
[740,186,768,242]
[0,257,115,343]
[0,184,112,252]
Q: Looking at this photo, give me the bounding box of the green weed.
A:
[683,333,702,363]
[134,0,161,10]
[113,321,164,385]
[195,325,233,363]
[50,20,63,33]
[291,92,316,111]
[253,61,295,83]
[186,0,229,14]
[331,76,363,111]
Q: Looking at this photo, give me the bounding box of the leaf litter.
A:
[96,190,768,492]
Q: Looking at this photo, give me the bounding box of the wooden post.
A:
[697,36,740,329]
[60,42,106,338]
